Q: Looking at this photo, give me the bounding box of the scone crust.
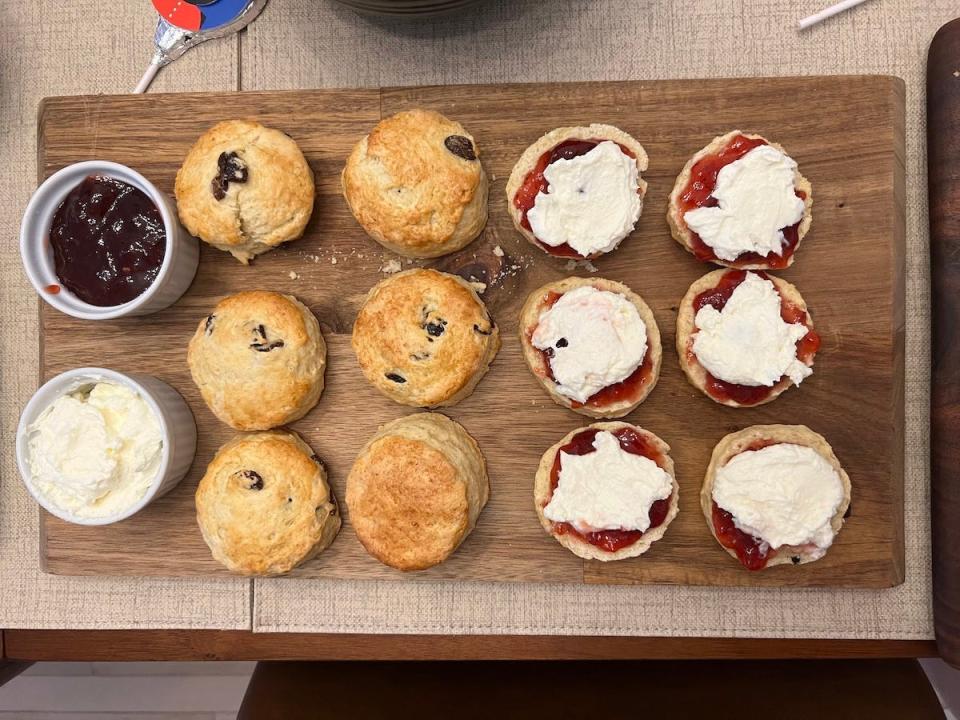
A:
[676,269,815,408]
[196,431,340,576]
[342,109,488,258]
[534,421,679,562]
[667,130,813,269]
[352,269,501,407]
[187,291,326,430]
[519,276,661,418]
[175,120,315,263]
[505,124,649,259]
[701,424,851,568]
[346,413,489,571]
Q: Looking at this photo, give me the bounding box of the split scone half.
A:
[676,269,819,408]
[667,130,812,270]
[534,422,679,561]
[175,120,315,264]
[702,425,851,571]
[346,413,488,571]
[506,124,648,260]
[196,431,340,576]
[352,268,500,407]
[519,276,661,418]
[342,109,488,259]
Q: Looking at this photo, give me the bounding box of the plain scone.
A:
[352,269,500,407]
[187,290,326,430]
[505,124,648,258]
[701,424,851,569]
[519,276,661,418]
[666,130,813,269]
[534,421,679,562]
[342,109,488,258]
[676,269,816,408]
[346,413,488,571]
[196,431,340,576]
[175,119,315,263]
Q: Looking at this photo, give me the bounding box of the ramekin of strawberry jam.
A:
[544,426,673,553]
[20,161,198,320]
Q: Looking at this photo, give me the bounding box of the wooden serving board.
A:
[38,77,905,587]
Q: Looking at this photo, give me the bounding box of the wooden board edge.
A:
[1,629,938,662]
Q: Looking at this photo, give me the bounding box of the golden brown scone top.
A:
[342,109,485,254]
[187,291,326,431]
[195,431,339,576]
[175,119,315,263]
[352,269,499,407]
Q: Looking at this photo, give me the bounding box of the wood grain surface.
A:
[2,629,937,662]
[928,17,960,668]
[38,77,905,588]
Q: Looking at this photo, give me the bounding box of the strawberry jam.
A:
[712,501,771,570]
[676,134,805,269]
[530,288,654,410]
[546,427,671,553]
[690,270,820,406]
[513,139,637,258]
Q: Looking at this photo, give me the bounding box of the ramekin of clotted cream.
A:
[16,368,197,525]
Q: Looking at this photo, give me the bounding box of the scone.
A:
[352,269,500,407]
[702,425,851,571]
[188,291,326,430]
[667,130,813,269]
[505,124,648,260]
[346,413,488,571]
[175,120,315,263]
[196,431,340,576]
[342,109,488,258]
[534,422,678,561]
[519,277,661,418]
[676,269,819,407]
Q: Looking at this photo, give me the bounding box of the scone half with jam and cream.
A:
[667,131,813,270]
[702,425,851,571]
[506,124,648,260]
[535,422,679,561]
[520,277,661,418]
[676,269,820,408]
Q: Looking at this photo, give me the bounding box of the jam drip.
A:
[676,134,805,269]
[532,289,654,410]
[691,270,821,406]
[513,139,636,258]
[712,501,772,571]
[50,174,165,307]
[547,427,671,553]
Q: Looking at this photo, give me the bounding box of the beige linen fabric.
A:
[0,0,944,637]
[0,2,251,629]
[249,0,943,638]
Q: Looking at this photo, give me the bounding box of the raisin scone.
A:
[196,431,340,576]
[342,109,488,258]
[346,413,488,571]
[352,269,500,407]
[188,291,326,430]
[519,277,661,418]
[702,425,851,571]
[667,130,813,269]
[676,269,820,408]
[505,124,648,260]
[175,120,315,263]
[534,422,678,562]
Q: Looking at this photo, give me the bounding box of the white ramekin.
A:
[20,161,199,320]
[15,368,197,526]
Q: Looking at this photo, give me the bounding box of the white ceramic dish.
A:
[20,161,199,320]
[15,368,197,526]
